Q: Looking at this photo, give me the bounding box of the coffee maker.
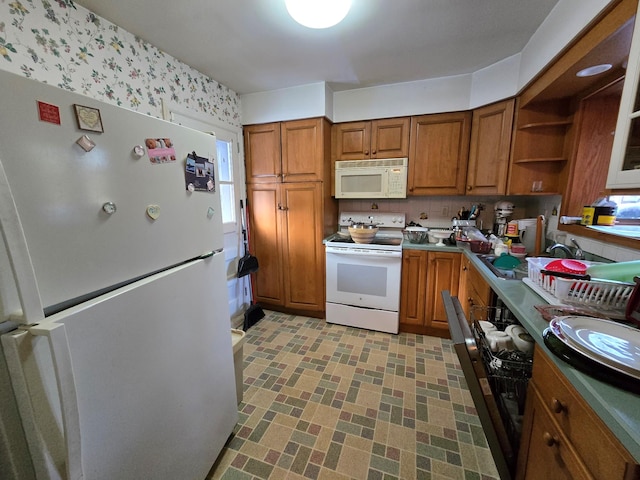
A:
[493,201,514,237]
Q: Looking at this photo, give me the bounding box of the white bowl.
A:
[485,331,514,352]
[506,325,534,353]
[479,321,497,333]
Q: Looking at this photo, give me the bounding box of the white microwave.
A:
[335,158,408,199]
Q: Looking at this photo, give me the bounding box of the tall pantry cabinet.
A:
[244,118,336,317]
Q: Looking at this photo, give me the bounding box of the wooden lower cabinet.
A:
[458,255,492,320]
[516,345,640,480]
[247,182,326,316]
[399,250,460,337]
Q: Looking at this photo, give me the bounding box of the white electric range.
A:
[325,212,405,334]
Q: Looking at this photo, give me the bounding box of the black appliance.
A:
[443,292,533,480]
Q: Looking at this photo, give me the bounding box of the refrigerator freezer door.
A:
[2,254,237,480]
[0,70,223,312]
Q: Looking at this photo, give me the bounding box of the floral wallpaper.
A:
[0,0,241,128]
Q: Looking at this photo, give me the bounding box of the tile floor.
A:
[209,311,500,480]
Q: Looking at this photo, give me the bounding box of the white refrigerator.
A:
[0,70,238,479]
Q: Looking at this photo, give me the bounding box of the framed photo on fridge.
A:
[73,104,104,133]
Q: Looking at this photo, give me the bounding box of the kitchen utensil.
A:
[540,269,591,281]
[470,240,491,253]
[403,226,429,244]
[534,304,612,322]
[485,331,514,352]
[534,215,544,256]
[625,276,640,327]
[429,229,453,246]
[492,254,521,270]
[546,259,587,275]
[479,321,497,333]
[506,325,534,354]
[348,225,379,243]
[556,316,640,378]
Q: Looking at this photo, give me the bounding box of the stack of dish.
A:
[547,316,640,380]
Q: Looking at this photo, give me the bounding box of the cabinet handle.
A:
[543,432,559,447]
[551,397,565,414]
[372,150,376,154]
[467,185,473,191]
[365,150,369,155]
[462,266,468,271]
[467,297,474,305]
[278,204,289,211]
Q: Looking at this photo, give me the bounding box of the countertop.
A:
[403,241,640,462]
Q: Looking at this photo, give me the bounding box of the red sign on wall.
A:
[37,101,61,125]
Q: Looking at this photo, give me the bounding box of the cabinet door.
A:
[467,99,514,195]
[280,183,325,311]
[281,118,325,182]
[516,386,592,480]
[607,0,640,189]
[408,112,471,195]
[334,121,371,160]
[247,184,285,306]
[244,123,282,184]
[399,249,429,327]
[370,117,410,158]
[426,251,461,334]
[458,256,491,320]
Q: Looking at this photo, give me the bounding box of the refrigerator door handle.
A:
[0,162,45,325]
[30,322,84,480]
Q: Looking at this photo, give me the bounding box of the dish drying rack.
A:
[470,306,533,447]
[525,258,635,317]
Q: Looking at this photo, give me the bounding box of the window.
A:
[216,138,235,226]
[609,195,640,223]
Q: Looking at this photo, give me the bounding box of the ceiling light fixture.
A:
[576,64,612,77]
[285,0,352,29]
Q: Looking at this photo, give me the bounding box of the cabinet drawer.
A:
[531,346,638,479]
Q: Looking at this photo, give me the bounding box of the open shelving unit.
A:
[507,97,574,195]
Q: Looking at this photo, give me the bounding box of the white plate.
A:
[555,316,640,378]
[549,319,640,380]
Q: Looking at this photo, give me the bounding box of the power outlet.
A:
[441,206,449,217]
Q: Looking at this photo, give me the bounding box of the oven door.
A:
[442,291,514,480]
[325,246,401,311]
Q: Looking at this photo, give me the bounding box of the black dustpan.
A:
[237,199,259,278]
[237,252,259,278]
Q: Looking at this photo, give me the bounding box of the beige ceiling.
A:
[74,0,561,95]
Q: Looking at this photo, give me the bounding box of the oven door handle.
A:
[325,246,402,258]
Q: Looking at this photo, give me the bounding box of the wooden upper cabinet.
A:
[281,118,326,182]
[408,112,471,195]
[467,99,514,195]
[244,122,282,183]
[245,118,327,183]
[334,117,410,160]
